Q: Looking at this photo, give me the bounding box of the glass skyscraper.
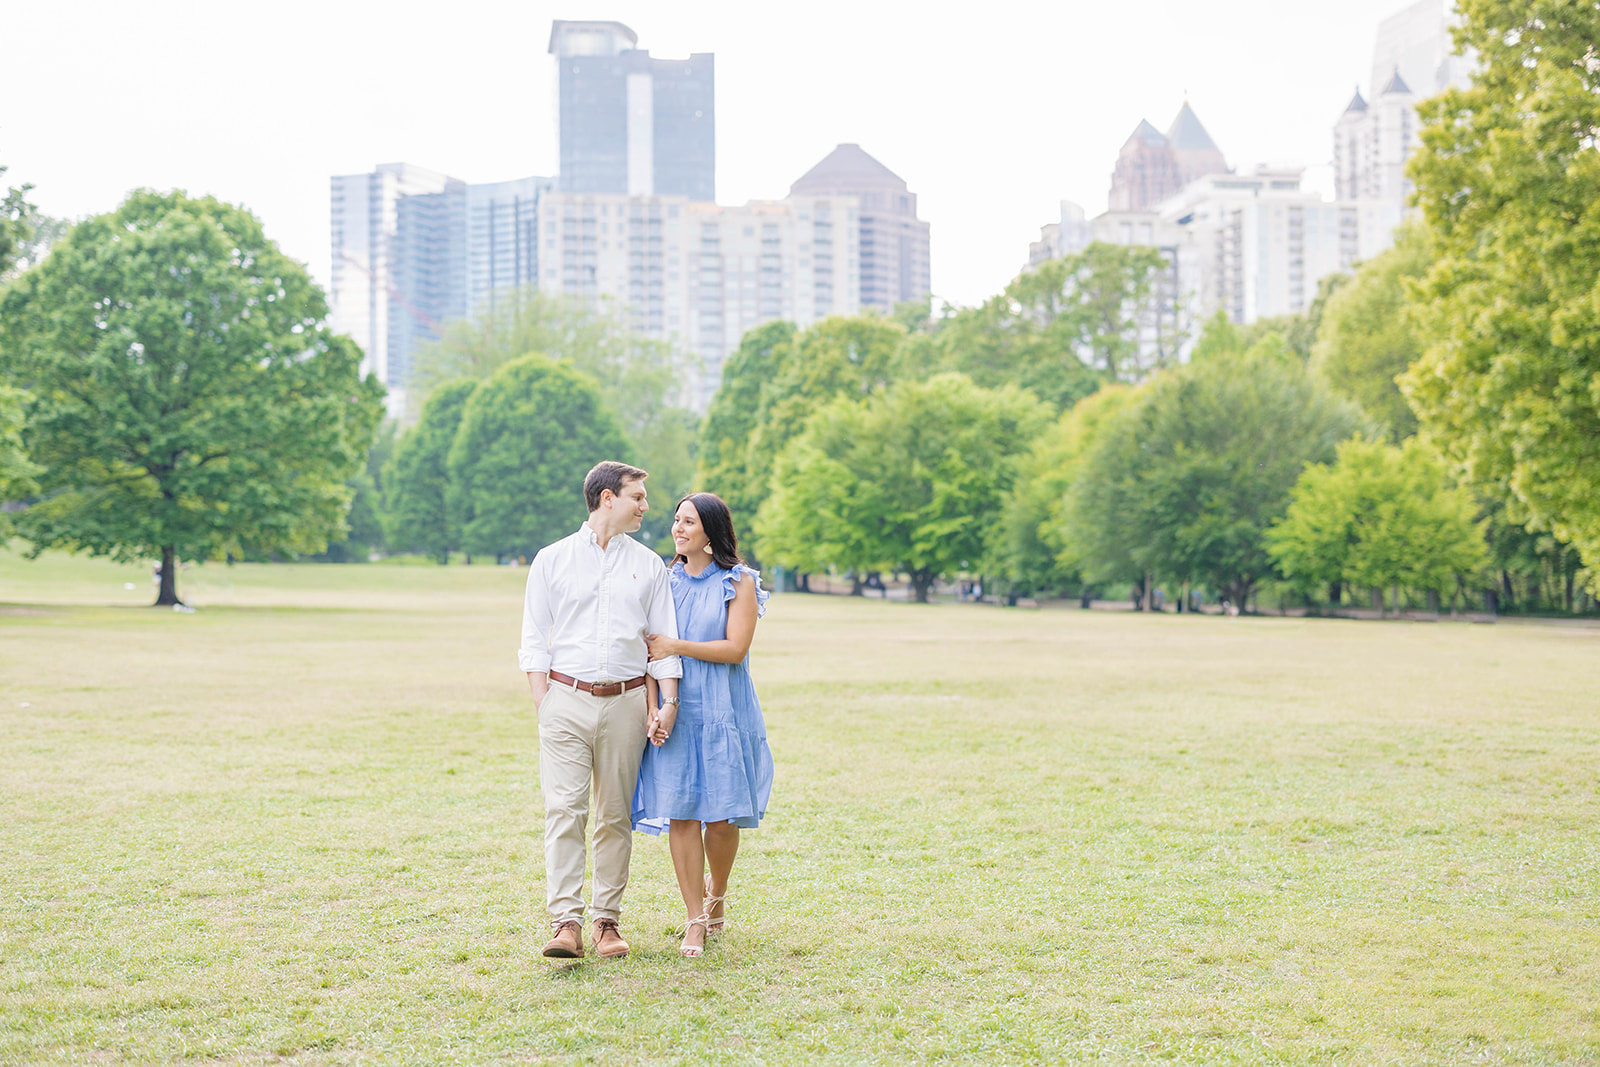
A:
[548,20,714,201]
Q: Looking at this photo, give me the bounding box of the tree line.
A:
[711,0,1599,614]
[2,0,1595,615]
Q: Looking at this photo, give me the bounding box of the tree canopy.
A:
[1267,438,1486,612]
[757,373,1048,602]
[446,354,628,561]
[408,287,696,506]
[0,190,384,604]
[1403,0,1600,589]
[0,386,40,535]
[1064,344,1366,606]
[385,380,478,563]
[1311,221,1430,439]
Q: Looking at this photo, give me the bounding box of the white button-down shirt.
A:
[518,524,683,682]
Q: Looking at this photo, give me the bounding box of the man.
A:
[519,460,682,960]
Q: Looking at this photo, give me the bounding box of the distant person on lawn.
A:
[633,492,774,958]
[519,461,682,960]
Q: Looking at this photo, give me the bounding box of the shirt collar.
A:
[579,522,628,552]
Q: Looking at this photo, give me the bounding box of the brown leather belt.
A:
[548,670,646,698]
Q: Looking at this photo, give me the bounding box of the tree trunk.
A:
[1180,578,1190,614]
[850,572,864,597]
[1080,588,1093,610]
[1501,570,1515,610]
[1141,571,1153,613]
[155,546,180,606]
[910,568,934,603]
[1427,589,1440,615]
[1391,583,1400,619]
[1565,569,1575,613]
[1371,587,1384,614]
[797,572,811,593]
[1328,580,1342,608]
[1485,587,1498,615]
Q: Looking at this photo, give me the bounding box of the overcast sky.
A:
[5,0,1435,309]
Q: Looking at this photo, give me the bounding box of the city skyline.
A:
[4,0,1458,310]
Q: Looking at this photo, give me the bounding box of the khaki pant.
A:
[537,682,649,924]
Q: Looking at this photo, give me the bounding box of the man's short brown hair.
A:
[584,461,648,512]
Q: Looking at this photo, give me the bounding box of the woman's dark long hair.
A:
[674,492,742,568]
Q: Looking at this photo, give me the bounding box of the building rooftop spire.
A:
[1343,86,1369,113]
[1381,66,1412,95]
[1165,102,1221,153]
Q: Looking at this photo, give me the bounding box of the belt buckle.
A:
[590,680,623,698]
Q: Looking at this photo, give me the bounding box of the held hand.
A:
[645,633,679,661]
[649,702,678,745]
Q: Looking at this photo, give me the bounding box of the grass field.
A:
[2,546,1599,1065]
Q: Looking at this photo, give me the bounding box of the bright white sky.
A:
[6,0,1430,309]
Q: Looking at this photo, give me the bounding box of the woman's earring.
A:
[704,543,714,554]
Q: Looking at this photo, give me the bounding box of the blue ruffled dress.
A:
[632,561,774,833]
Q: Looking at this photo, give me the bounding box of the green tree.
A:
[384,379,478,563]
[758,374,1048,602]
[1268,438,1487,614]
[0,386,41,534]
[695,320,796,523]
[1310,222,1431,439]
[409,287,696,509]
[446,354,628,561]
[1064,348,1366,608]
[1402,0,1600,589]
[992,384,1140,597]
[0,190,384,605]
[733,315,911,532]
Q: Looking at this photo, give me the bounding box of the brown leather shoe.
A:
[593,918,629,959]
[542,920,584,959]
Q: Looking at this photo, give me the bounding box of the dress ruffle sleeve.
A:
[722,563,771,619]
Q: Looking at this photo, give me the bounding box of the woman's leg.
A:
[703,821,740,928]
[668,819,708,951]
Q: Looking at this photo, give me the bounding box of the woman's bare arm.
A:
[646,576,758,664]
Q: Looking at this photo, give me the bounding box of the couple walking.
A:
[518,461,773,960]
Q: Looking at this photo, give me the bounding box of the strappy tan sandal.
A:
[678,913,711,958]
[703,874,729,936]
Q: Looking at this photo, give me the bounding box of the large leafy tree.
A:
[993,384,1140,597]
[1311,222,1431,439]
[1267,438,1487,613]
[1064,345,1366,607]
[0,386,41,535]
[0,190,384,605]
[695,320,796,522]
[446,354,628,561]
[384,379,478,563]
[757,374,1048,602]
[707,315,912,543]
[410,287,696,510]
[1402,0,1600,588]
[937,242,1170,408]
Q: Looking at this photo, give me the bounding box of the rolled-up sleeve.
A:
[518,554,554,673]
[644,562,683,680]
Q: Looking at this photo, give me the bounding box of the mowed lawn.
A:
[2,549,1598,1066]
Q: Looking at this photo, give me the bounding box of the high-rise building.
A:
[382,175,555,398]
[533,191,860,408]
[1107,104,1227,212]
[549,20,714,201]
[788,144,930,314]
[329,162,454,395]
[1332,0,1474,246]
[1027,201,1091,269]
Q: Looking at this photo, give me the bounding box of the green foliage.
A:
[937,242,1170,408]
[1064,350,1367,605]
[0,167,68,284]
[446,355,628,561]
[384,380,478,563]
[993,384,1141,596]
[409,287,696,506]
[0,189,384,603]
[703,316,912,542]
[1311,222,1431,439]
[0,385,41,534]
[1403,0,1600,590]
[695,320,796,523]
[1268,439,1487,607]
[757,374,1049,602]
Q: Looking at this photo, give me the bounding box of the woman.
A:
[635,492,773,958]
